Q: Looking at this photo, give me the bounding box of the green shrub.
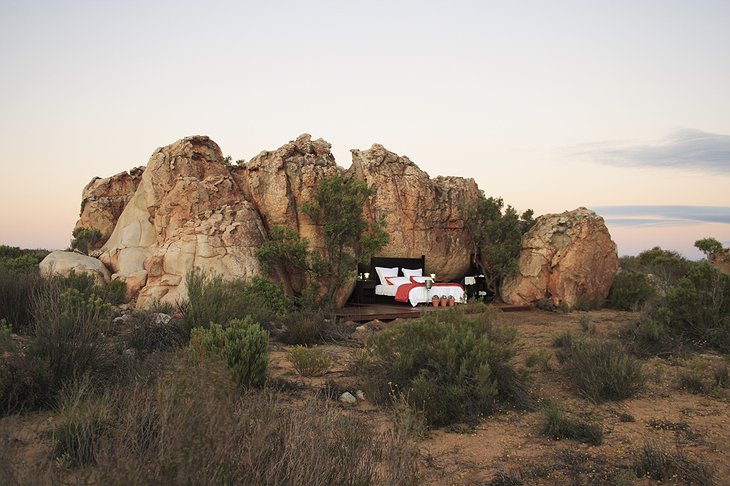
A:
[678,369,707,394]
[525,350,550,370]
[535,299,556,312]
[713,362,729,388]
[657,262,730,352]
[189,317,269,388]
[0,349,50,415]
[101,279,126,305]
[565,340,644,402]
[0,245,49,273]
[70,227,103,254]
[280,309,340,345]
[553,330,575,348]
[542,401,603,445]
[634,441,714,485]
[125,312,187,356]
[607,270,656,311]
[0,267,46,333]
[180,269,292,334]
[354,307,528,426]
[52,379,111,467]
[621,247,691,295]
[31,285,116,399]
[287,345,332,376]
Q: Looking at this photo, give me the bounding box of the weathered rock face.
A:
[501,208,619,308]
[231,134,343,298]
[75,167,144,249]
[99,136,267,307]
[39,251,112,286]
[233,134,339,249]
[348,144,479,280]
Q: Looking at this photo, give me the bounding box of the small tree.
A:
[258,173,388,308]
[695,237,724,260]
[466,194,534,296]
[303,173,389,305]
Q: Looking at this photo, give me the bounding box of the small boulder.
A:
[39,251,112,286]
[339,392,357,405]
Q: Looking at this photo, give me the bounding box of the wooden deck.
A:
[335,303,531,322]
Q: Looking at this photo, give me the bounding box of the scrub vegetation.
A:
[1,239,729,485]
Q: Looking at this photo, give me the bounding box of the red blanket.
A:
[394,283,424,302]
[394,282,465,303]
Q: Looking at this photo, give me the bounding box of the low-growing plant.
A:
[125,311,187,356]
[101,279,127,305]
[0,349,50,415]
[189,317,269,388]
[0,267,46,333]
[565,339,644,402]
[634,441,714,485]
[52,379,112,467]
[31,284,117,401]
[656,262,730,352]
[525,350,551,370]
[553,330,575,348]
[607,270,656,311]
[279,309,340,344]
[713,362,729,388]
[180,269,292,334]
[578,314,595,333]
[535,298,555,312]
[354,307,529,426]
[541,401,603,445]
[678,368,708,394]
[287,345,332,376]
[96,362,421,485]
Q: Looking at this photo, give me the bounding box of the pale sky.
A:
[1,1,729,259]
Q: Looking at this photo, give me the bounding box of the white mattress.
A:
[376,283,465,307]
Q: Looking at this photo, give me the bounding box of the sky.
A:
[1,0,728,259]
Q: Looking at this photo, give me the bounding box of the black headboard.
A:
[366,255,426,280]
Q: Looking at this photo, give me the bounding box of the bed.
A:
[367,256,465,307]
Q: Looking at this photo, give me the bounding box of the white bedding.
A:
[376,283,465,307]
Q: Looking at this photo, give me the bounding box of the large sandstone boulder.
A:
[39,251,112,286]
[75,167,144,250]
[99,136,267,307]
[348,144,479,280]
[501,208,619,308]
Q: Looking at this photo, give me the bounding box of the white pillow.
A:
[410,276,433,284]
[385,276,411,286]
[375,266,398,285]
[402,268,423,278]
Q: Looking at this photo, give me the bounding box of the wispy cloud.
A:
[592,205,730,228]
[575,129,730,174]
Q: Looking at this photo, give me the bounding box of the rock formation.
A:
[710,249,730,275]
[232,134,340,251]
[98,136,267,307]
[60,135,620,309]
[75,167,144,250]
[39,251,112,286]
[500,208,619,308]
[348,144,479,280]
[231,134,343,297]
